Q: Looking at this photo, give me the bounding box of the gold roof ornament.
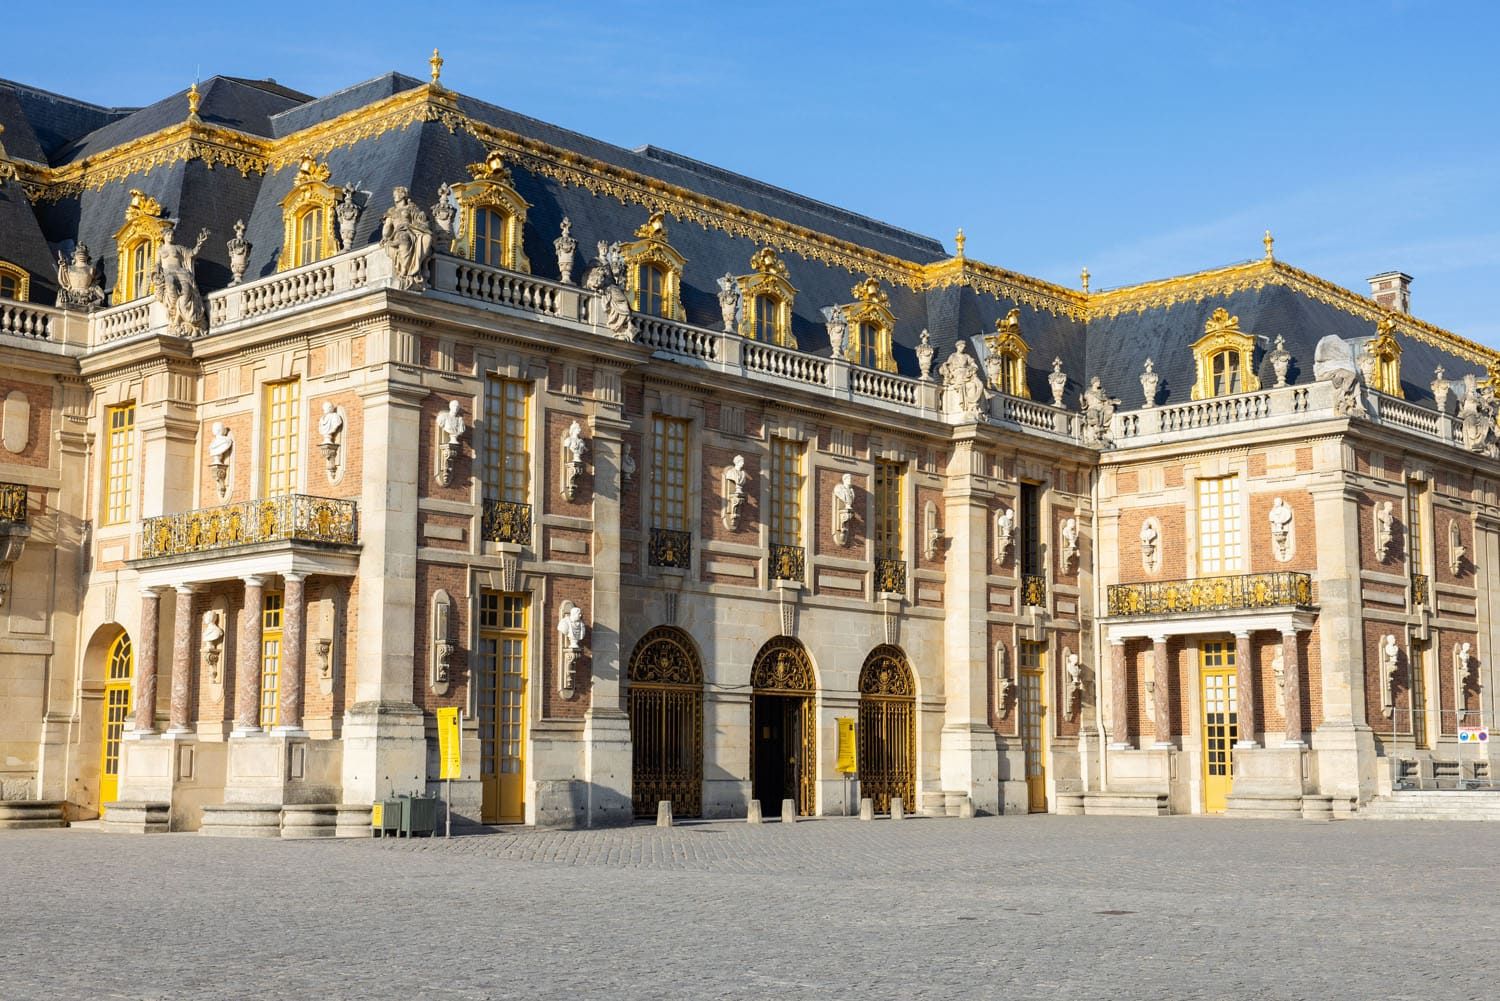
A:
[429,48,444,86]
[748,246,788,279]
[124,188,165,223]
[293,156,331,186]
[851,275,888,306]
[634,209,669,241]
[1080,267,1090,293]
[955,227,965,259]
[466,149,513,183]
[1204,306,1240,336]
[187,82,201,121]
[1264,229,1274,261]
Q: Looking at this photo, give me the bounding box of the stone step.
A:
[0,800,67,829]
[1084,792,1169,817]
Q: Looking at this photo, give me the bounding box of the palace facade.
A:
[0,62,1496,834]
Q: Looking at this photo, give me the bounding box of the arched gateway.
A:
[627,627,704,818]
[99,631,133,811]
[750,637,817,816]
[857,645,916,813]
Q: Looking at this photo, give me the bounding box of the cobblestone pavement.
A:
[3,815,1498,1000]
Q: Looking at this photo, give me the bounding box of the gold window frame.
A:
[651,416,690,532]
[277,158,338,271]
[770,437,804,548]
[263,379,301,497]
[0,261,29,302]
[984,307,1031,398]
[620,210,687,320]
[873,459,904,560]
[454,151,531,272]
[1366,317,1404,398]
[103,402,135,525]
[111,189,168,304]
[484,375,531,504]
[1189,308,1260,400]
[736,247,798,347]
[841,277,897,372]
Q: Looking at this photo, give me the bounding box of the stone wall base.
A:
[281,804,338,839]
[199,803,282,838]
[0,800,68,829]
[100,801,169,833]
[1084,791,1169,816]
[336,803,374,837]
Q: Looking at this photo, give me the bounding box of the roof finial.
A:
[1080,266,1090,293]
[954,227,965,259]
[429,48,444,86]
[187,81,201,121]
[1263,229,1274,261]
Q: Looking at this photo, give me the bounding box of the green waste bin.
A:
[373,800,402,837]
[399,794,440,838]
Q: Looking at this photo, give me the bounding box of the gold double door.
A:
[478,593,528,825]
[1200,640,1239,814]
[98,632,134,812]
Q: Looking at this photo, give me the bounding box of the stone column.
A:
[277,573,306,732]
[1282,629,1304,746]
[234,575,266,733]
[1234,630,1258,748]
[169,584,195,733]
[1151,634,1172,747]
[1108,638,1131,748]
[134,588,162,734]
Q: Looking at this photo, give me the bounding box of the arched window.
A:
[1190,308,1260,400]
[841,277,897,373]
[620,211,686,321]
[454,151,531,273]
[984,308,1031,398]
[735,248,797,347]
[637,263,668,317]
[295,207,325,267]
[1210,349,1241,396]
[0,262,28,302]
[472,208,510,268]
[278,159,337,271]
[112,189,168,304]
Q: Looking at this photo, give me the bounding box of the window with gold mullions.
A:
[636,264,666,317]
[258,591,284,728]
[264,380,301,497]
[873,460,903,560]
[104,403,135,525]
[651,416,688,532]
[1197,475,1241,574]
[484,376,530,504]
[770,438,804,548]
[295,208,325,268]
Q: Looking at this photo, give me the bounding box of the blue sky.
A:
[13,1,1499,344]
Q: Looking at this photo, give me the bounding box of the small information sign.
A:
[1458,728,1489,744]
[836,717,857,774]
[437,707,462,780]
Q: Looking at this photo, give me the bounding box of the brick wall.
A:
[543,409,592,518]
[700,446,758,543]
[419,394,475,503]
[1248,491,1316,573]
[543,578,592,718]
[413,563,470,713]
[0,378,52,468]
[814,467,865,557]
[306,389,363,499]
[1116,505,1186,583]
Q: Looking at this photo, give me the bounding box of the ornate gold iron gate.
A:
[628,626,704,818]
[750,637,817,816]
[857,645,915,813]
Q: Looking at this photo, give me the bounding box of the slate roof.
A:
[0,68,1488,419]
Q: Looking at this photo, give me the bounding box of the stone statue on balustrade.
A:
[1080,376,1119,446]
[938,340,988,418]
[1313,335,1368,419]
[54,244,105,310]
[717,274,742,333]
[155,220,211,337]
[380,186,434,291]
[821,305,847,358]
[1048,357,1068,407]
[336,185,361,249]
[555,217,577,285]
[1458,373,1498,456]
[226,221,251,286]
[916,329,935,381]
[430,183,457,246]
[585,241,633,339]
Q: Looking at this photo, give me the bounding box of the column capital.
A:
[1281,628,1301,640]
[1232,630,1251,639]
[174,582,196,596]
[1109,637,1126,648]
[282,571,306,584]
[243,574,267,587]
[139,585,165,598]
[1151,634,1169,645]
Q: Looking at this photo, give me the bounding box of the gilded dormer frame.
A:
[1366,316,1404,398]
[1190,307,1260,400]
[453,150,531,273]
[984,307,1031,398]
[737,247,798,347]
[620,210,686,320]
[0,261,29,302]
[277,158,338,271]
[843,276,897,372]
[112,189,169,304]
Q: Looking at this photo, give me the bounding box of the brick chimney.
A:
[1368,271,1412,313]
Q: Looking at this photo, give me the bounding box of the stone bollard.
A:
[890,796,905,821]
[747,800,763,824]
[958,796,975,819]
[656,800,673,828]
[781,798,798,824]
[859,797,874,821]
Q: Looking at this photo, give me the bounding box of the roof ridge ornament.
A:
[1264,229,1274,261]
[187,82,202,122]
[430,48,444,87]
[125,188,165,223]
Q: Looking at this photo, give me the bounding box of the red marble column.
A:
[1151,635,1172,746]
[1234,631,1258,747]
[1282,630,1304,746]
[1109,639,1131,748]
[134,588,161,733]
[234,575,265,733]
[277,573,306,731]
[169,584,195,732]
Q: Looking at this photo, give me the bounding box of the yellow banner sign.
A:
[836,717,857,774]
[436,706,462,780]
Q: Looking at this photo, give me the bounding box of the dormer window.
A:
[983,307,1030,398]
[455,152,530,272]
[1190,307,1260,400]
[621,211,686,320]
[278,159,337,271]
[841,277,896,373]
[112,189,169,304]
[1365,316,1404,398]
[736,247,797,347]
[0,262,28,302]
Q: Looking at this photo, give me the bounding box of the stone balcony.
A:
[1102,571,1317,644]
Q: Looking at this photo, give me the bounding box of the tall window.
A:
[1210,350,1241,396]
[259,591,284,728]
[295,208,325,267]
[485,376,530,503]
[127,241,152,301]
[636,264,666,317]
[651,416,688,532]
[263,380,301,497]
[473,208,509,268]
[873,460,904,560]
[754,294,780,342]
[1407,480,1426,575]
[0,263,27,301]
[770,438,804,548]
[1197,476,1242,574]
[1019,482,1041,576]
[104,403,135,525]
[855,322,882,369]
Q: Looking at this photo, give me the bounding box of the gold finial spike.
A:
[429,48,444,86]
[187,82,201,119]
[955,227,966,259]
[1080,267,1090,293]
[1264,229,1274,261]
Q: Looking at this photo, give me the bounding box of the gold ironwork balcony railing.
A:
[1106,571,1313,617]
[141,494,358,558]
[1022,573,1047,607]
[875,557,907,594]
[769,543,805,583]
[0,482,26,524]
[649,527,692,569]
[481,499,532,545]
[1410,573,1430,608]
